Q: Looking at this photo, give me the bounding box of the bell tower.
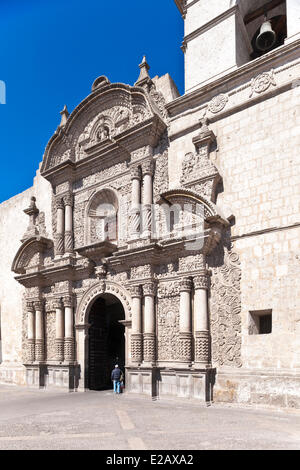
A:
[175,0,298,94]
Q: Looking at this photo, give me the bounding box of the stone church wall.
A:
[0,167,52,385]
[167,53,300,406]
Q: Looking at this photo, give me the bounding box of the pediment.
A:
[12,236,52,275]
[41,83,165,175]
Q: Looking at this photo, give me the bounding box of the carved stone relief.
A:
[157,297,180,361]
[208,239,242,368]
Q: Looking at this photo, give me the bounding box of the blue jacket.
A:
[111,368,122,381]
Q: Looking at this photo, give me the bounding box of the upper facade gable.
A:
[41,78,167,179]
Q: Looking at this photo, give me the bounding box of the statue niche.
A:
[86,189,119,245]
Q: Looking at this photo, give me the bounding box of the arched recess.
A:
[76,280,132,326]
[84,188,119,246]
[75,280,132,390]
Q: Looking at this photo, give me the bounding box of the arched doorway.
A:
[87,294,125,390]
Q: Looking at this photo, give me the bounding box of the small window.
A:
[249,310,272,335]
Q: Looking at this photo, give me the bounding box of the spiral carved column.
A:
[143,282,156,363]
[130,285,143,364]
[54,298,64,362]
[27,301,35,362]
[142,160,154,236]
[130,166,141,238]
[64,193,74,254]
[55,197,65,256]
[194,271,210,365]
[34,301,45,362]
[179,277,193,363]
[64,296,75,362]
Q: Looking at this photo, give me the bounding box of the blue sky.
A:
[0,0,183,203]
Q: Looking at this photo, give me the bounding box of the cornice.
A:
[167,39,300,116]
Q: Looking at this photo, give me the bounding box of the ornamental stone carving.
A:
[143,282,156,297]
[195,330,210,364]
[180,277,192,292]
[179,332,192,362]
[194,272,209,290]
[208,246,242,368]
[143,333,156,362]
[129,285,142,298]
[157,299,180,361]
[249,69,276,98]
[142,159,155,176]
[131,333,143,363]
[157,282,180,298]
[208,94,228,114]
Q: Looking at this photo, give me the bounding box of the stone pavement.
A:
[0,384,299,450]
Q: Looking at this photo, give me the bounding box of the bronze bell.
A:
[256,18,276,51]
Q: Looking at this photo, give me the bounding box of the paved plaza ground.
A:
[0,383,299,450]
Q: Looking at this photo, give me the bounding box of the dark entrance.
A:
[88,295,125,390]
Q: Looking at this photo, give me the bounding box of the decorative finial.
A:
[22,197,40,242]
[135,55,152,88]
[59,105,69,127]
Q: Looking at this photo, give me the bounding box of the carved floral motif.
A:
[249,69,276,98]
[208,246,242,368]
[208,94,228,114]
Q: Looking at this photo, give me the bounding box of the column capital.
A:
[63,296,74,308]
[143,282,157,297]
[180,277,193,292]
[194,271,210,290]
[141,159,155,177]
[63,193,74,207]
[55,197,65,210]
[53,298,64,310]
[26,301,35,313]
[33,300,44,311]
[129,285,143,298]
[130,165,142,181]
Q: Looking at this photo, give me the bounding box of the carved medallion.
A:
[249,70,276,98]
[208,94,228,114]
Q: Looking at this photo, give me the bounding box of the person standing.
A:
[111,364,122,394]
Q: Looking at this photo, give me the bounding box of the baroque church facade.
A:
[0,0,300,407]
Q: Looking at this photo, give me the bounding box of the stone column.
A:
[64,296,75,362]
[130,166,141,238]
[64,193,74,254]
[27,301,35,362]
[54,298,64,362]
[142,160,154,236]
[143,282,156,363]
[179,277,193,363]
[55,197,65,256]
[130,285,143,364]
[194,271,210,366]
[34,301,45,362]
